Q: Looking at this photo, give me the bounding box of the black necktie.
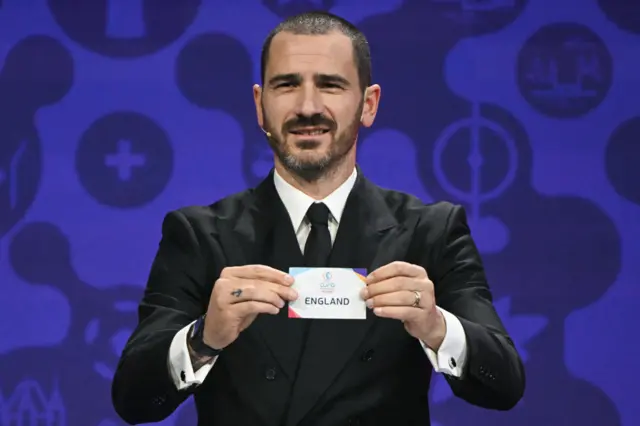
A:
[282,203,332,425]
[303,202,332,266]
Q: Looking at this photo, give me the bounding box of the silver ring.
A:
[411,290,421,308]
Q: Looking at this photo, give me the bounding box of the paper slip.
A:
[288,267,368,320]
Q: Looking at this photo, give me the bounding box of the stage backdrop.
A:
[0,0,638,425]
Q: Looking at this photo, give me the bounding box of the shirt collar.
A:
[273,167,358,232]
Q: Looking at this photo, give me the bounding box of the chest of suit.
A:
[200,188,430,426]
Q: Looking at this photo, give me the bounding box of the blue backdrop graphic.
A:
[0,0,637,425]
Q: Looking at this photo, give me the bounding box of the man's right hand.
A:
[202,265,297,350]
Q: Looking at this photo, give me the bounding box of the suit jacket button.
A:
[265,367,277,380]
[361,349,374,362]
[348,417,362,426]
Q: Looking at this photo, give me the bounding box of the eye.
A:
[319,82,345,91]
[276,82,295,88]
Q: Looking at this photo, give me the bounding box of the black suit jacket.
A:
[112,168,525,426]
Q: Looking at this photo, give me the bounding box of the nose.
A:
[295,85,324,117]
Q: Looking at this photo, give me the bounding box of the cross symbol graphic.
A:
[105,140,146,181]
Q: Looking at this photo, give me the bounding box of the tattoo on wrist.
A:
[192,355,211,372]
[187,339,213,371]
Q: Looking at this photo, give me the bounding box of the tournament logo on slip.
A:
[320,271,335,294]
[517,22,613,119]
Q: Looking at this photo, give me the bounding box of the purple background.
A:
[0,0,638,425]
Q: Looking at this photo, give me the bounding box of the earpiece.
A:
[261,128,272,138]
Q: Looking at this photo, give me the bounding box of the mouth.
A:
[288,127,330,136]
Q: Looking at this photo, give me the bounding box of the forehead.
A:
[266,31,357,78]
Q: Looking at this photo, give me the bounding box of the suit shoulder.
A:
[377,187,459,224]
[419,200,460,224]
[167,188,253,228]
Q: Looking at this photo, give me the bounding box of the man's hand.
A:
[361,261,446,351]
[202,265,298,350]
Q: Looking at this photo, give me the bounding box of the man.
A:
[112,11,524,426]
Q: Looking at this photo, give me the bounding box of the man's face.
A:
[254,31,373,181]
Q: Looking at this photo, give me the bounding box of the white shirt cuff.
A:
[168,320,218,391]
[421,307,468,377]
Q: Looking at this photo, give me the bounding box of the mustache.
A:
[284,114,335,132]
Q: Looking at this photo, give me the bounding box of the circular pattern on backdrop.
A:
[0,138,41,239]
[75,111,173,208]
[431,104,516,254]
[175,32,270,187]
[262,0,335,18]
[175,32,253,110]
[428,0,528,37]
[605,116,640,206]
[517,22,613,119]
[48,0,201,58]
[597,0,640,35]
[0,35,74,239]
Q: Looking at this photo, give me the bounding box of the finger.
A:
[227,285,285,308]
[222,265,294,286]
[373,306,420,321]
[226,281,297,307]
[367,261,425,284]
[233,301,281,317]
[263,281,298,302]
[362,277,413,298]
[368,262,426,283]
[366,291,416,308]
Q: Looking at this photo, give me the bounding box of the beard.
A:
[262,101,363,182]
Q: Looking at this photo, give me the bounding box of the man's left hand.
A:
[361,261,446,351]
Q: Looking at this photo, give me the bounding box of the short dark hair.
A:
[260,11,371,93]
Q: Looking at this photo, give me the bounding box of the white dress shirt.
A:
[168,168,468,390]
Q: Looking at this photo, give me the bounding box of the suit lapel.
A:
[215,172,308,381]
[285,172,417,426]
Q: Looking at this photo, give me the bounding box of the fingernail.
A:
[278,299,285,308]
[290,290,298,300]
[360,288,368,299]
[366,299,373,309]
[284,275,294,284]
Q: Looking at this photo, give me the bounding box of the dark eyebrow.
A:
[315,73,350,87]
[267,73,351,88]
[268,73,302,87]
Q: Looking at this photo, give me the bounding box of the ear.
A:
[253,84,264,128]
[360,84,381,128]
